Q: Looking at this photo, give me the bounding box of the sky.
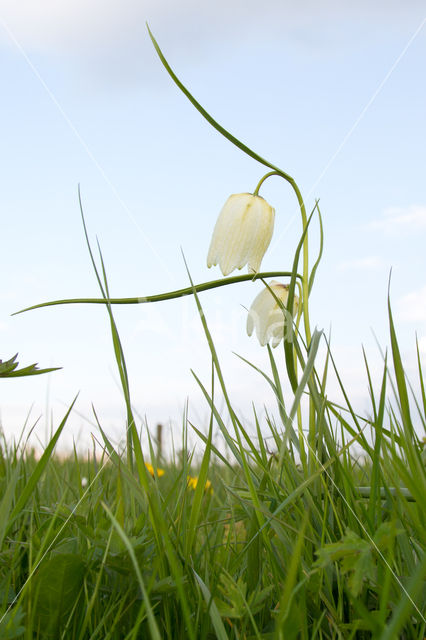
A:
[1,1,425,453]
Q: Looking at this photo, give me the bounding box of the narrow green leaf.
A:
[102,503,162,640]
[147,25,293,182]
[185,420,212,557]
[191,369,242,465]
[308,201,324,294]
[378,550,426,640]
[276,512,309,629]
[368,355,387,524]
[283,203,318,391]
[415,334,426,421]
[7,396,77,535]
[0,464,21,549]
[14,272,300,315]
[193,570,229,640]
[388,286,413,432]
[289,328,323,424]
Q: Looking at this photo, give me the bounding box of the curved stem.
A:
[149,27,312,343]
[252,171,312,345]
[287,177,311,345]
[253,171,281,196]
[295,280,303,331]
[14,271,302,315]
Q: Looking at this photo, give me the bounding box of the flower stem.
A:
[148,29,313,343]
[287,177,311,346]
[14,271,302,315]
[253,171,281,196]
[251,171,312,345]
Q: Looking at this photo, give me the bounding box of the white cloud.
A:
[0,0,423,79]
[368,205,426,235]
[338,256,383,271]
[397,285,426,323]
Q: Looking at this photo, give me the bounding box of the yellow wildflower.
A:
[187,475,212,493]
[145,462,165,477]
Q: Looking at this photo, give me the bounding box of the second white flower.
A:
[247,280,299,347]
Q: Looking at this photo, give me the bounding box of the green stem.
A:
[288,177,311,346]
[253,171,281,196]
[251,171,311,344]
[149,26,317,457]
[254,174,315,465]
[148,26,313,344]
[14,271,302,315]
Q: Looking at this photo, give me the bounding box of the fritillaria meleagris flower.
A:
[247,280,299,347]
[207,193,275,276]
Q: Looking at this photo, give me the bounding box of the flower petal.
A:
[247,281,296,347]
[207,193,275,276]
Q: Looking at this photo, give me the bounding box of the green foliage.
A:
[32,553,85,636]
[0,372,424,638]
[315,523,401,599]
[0,606,26,639]
[0,353,60,378]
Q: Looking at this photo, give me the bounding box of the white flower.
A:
[207,193,275,276]
[246,280,299,347]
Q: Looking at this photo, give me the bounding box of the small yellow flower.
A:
[187,475,198,490]
[145,462,165,477]
[207,193,275,276]
[247,280,299,347]
[187,475,212,493]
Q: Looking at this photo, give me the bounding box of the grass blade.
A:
[193,570,228,640]
[7,395,77,535]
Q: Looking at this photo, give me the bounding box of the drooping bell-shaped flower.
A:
[207,193,275,276]
[247,280,299,347]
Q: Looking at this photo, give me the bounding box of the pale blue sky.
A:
[1,2,425,451]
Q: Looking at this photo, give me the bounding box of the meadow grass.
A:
[1,30,425,639]
[0,292,425,639]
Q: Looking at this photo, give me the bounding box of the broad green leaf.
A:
[0,606,26,639]
[33,553,85,635]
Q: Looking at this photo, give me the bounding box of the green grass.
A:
[2,249,425,639]
[1,29,425,639]
[0,319,425,639]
